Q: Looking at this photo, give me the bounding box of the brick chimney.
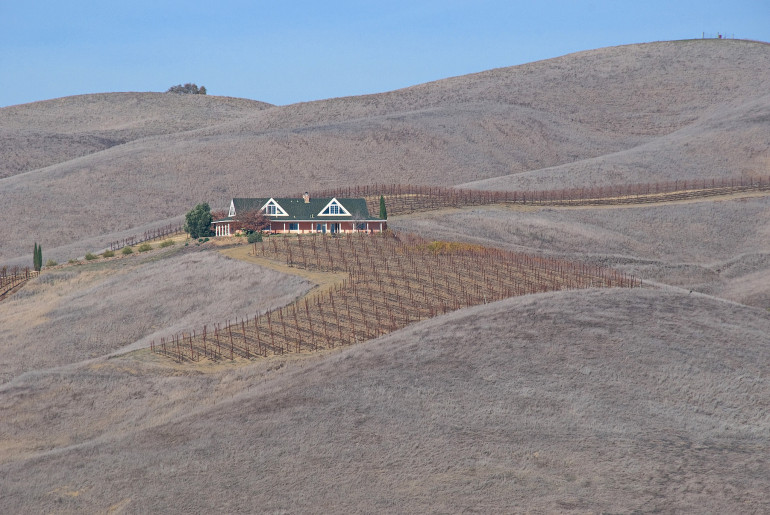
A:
[303,192,310,203]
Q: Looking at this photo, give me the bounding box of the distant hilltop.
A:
[1,39,769,263]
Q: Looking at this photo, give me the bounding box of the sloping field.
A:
[0,244,312,385]
[461,93,770,191]
[2,38,770,512]
[0,92,271,179]
[2,39,769,263]
[390,194,770,307]
[1,289,768,512]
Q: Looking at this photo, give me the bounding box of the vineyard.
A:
[0,267,38,301]
[152,232,639,362]
[305,175,770,216]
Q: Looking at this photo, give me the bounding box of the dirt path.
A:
[219,243,347,294]
[527,189,770,210]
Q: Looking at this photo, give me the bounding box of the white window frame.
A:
[260,198,288,217]
[318,198,351,217]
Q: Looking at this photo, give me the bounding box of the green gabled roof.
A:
[231,197,377,221]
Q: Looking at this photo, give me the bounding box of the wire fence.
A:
[0,267,38,300]
[108,224,184,251]
[702,32,735,39]
[303,175,770,217]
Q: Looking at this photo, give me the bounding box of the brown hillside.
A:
[1,289,768,512]
[391,195,770,307]
[0,245,312,385]
[2,38,769,513]
[461,92,770,190]
[0,92,271,179]
[2,40,769,264]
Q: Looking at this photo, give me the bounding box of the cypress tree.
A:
[33,242,42,271]
[379,195,387,220]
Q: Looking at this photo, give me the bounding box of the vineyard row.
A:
[0,269,39,300]
[151,232,640,363]
[300,175,770,216]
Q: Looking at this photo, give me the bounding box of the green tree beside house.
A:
[379,195,387,220]
[184,203,213,239]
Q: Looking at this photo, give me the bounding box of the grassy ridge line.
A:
[0,93,273,179]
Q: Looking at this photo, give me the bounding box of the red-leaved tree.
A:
[210,209,228,221]
[233,209,271,233]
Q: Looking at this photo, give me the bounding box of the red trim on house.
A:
[212,219,386,236]
[268,220,386,234]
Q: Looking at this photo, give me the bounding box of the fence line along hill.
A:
[305,175,770,217]
[151,232,639,363]
[0,268,39,302]
[107,224,184,252]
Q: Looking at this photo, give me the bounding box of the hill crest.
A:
[2,39,769,263]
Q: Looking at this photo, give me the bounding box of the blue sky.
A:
[2,1,768,107]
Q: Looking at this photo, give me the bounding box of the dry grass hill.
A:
[1,39,769,264]
[1,39,770,513]
[1,287,768,512]
[0,93,271,179]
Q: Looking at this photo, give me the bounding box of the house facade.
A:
[212,194,386,236]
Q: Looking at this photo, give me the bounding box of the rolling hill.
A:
[0,92,271,180]
[1,288,768,512]
[1,39,770,513]
[1,39,769,264]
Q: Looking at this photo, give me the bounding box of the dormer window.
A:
[324,204,341,215]
[319,198,350,216]
[261,198,288,216]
